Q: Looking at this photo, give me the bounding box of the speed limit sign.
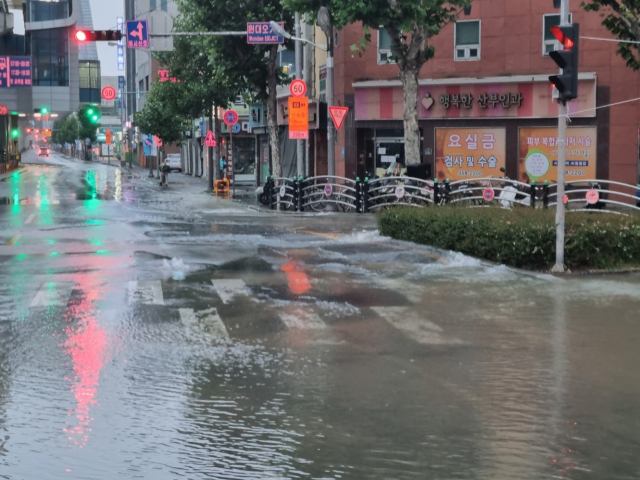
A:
[289,79,307,98]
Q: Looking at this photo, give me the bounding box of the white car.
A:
[165,154,182,172]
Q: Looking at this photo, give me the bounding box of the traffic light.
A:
[86,105,101,123]
[25,127,32,134]
[40,106,49,115]
[10,129,19,139]
[548,23,580,102]
[74,30,122,42]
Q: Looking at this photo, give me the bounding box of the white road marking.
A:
[25,214,36,225]
[211,279,249,304]
[279,307,327,330]
[179,308,229,338]
[30,282,76,308]
[128,280,165,305]
[372,306,463,346]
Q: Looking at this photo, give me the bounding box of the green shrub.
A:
[377,206,640,271]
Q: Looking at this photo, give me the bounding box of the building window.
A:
[377,29,396,64]
[455,20,480,61]
[543,14,573,56]
[277,48,295,77]
[31,28,69,87]
[150,0,157,9]
[79,61,101,103]
[139,79,144,93]
[161,0,168,11]
[145,75,149,91]
[28,0,70,22]
[319,64,326,102]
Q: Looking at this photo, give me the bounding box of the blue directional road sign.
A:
[126,20,149,49]
[247,22,284,44]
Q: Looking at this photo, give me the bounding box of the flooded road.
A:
[0,150,639,479]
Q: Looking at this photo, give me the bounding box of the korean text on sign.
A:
[288,97,309,140]
[0,56,32,88]
[247,22,285,44]
[435,128,506,182]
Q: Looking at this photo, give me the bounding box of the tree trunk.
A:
[399,66,421,165]
[213,107,220,180]
[267,45,281,178]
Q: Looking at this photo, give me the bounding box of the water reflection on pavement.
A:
[0,154,639,479]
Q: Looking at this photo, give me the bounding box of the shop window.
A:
[543,14,572,55]
[377,29,395,64]
[455,20,480,61]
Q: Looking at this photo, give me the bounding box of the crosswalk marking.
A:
[128,280,165,305]
[30,282,76,308]
[211,279,248,304]
[372,306,463,346]
[25,214,36,225]
[279,307,327,330]
[179,308,229,338]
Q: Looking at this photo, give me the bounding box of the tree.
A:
[176,0,294,177]
[287,0,470,165]
[135,81,186,153]
[582,0,640,70]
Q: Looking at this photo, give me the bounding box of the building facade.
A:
[302,0,640,186]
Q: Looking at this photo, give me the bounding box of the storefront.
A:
[352,74,601,182]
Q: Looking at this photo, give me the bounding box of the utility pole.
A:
[552,0,571,273]
[295,12,304,178]
[318,7,335,180]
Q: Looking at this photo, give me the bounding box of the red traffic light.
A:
[75,30,88,42]
[25,128,32,134]
[74,30,123,42]
[550,25,574,49]
[34,129,41,134]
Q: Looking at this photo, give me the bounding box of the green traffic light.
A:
[11,129,20,139]
[40,106,49,115]
[87,108,94,115]
[91,115,99,123]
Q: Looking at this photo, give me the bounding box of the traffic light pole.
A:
[552,0,570,274]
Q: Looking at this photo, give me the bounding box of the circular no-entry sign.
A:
[395,186,405,199]
[102,86,117,101]
[483,188,495,202]
[290,79,307,98]
[0,105,8,116]
[223,110,239,126]
[324,184,333,197]
[586,189,600,205]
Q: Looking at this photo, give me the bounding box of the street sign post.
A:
[329,106,349,131]
[102,86,117,101]
[223,110,239,126]
[247,22,284,44]
[289,79,307,98]
[204,130,216,147]
[106,129,112,145]
[126,20,150,49]
[586,189,600,205]
[289,97,309,140]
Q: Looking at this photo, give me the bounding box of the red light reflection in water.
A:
[281,261,311,295]
[62,275,107,448]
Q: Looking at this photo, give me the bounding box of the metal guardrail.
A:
[262,175,640,215]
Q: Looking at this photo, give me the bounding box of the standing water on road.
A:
[0,155,639,479]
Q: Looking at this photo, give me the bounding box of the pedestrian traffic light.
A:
[548,23,580,102]
[74,30,122,42]
[10,129,19,139]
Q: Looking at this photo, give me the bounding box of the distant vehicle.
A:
[38,146,49,157]
[164,154,182,172]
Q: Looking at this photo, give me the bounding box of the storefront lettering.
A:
[438,92,524,109]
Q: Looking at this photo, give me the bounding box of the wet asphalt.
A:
[0,149,639,479]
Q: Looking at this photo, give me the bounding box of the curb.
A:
[0,166,27,181]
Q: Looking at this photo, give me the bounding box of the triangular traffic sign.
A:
[204,130,216,147]
[329,106,349,131]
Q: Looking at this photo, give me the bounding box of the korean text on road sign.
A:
[247,22,285,44]
[289,97,309,140]
[329,106,349,131]
[126,20,150,49]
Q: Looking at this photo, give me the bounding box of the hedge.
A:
[377,206,640,271]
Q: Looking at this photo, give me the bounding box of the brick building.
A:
[320,0,640,186]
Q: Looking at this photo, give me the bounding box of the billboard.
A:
[435,128,506,181]
[518,127,597,183]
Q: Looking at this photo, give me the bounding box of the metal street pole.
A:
[318,8,335,178]
[552,0,570,273]
[295,12,304,178]
[208,111,214,190]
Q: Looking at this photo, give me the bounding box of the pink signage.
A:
[354,80,596,121]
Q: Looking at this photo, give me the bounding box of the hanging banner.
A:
[289,97,309,140]
[518,126,597,183]
[435,127,506,182]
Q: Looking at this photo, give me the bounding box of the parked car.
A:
[38,146,50,157]
[165,154,182,172]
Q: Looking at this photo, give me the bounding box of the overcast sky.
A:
[90,0,125,77]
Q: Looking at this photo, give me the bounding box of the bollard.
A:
[444,178,451,204]
[530,180,537,208]
[434,178,440,205]
[355,177,362,214]
[292,177,299,212]
[363,177,370,213]
[298,176,305,212]
[269,176,275,210]
[543,181,549,209]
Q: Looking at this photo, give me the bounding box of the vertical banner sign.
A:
[518,127,597,183]
[117,17,125,71]
[289,97,309,140]
[435,128,506,181]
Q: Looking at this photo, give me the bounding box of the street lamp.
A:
[269,21,327,51]
[317,7,335,179]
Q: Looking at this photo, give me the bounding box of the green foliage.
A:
[135,81,186,145]
[77,105,100,142]
[378,207,640,271]
[51,106,99,144]
[582,0,640,70]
